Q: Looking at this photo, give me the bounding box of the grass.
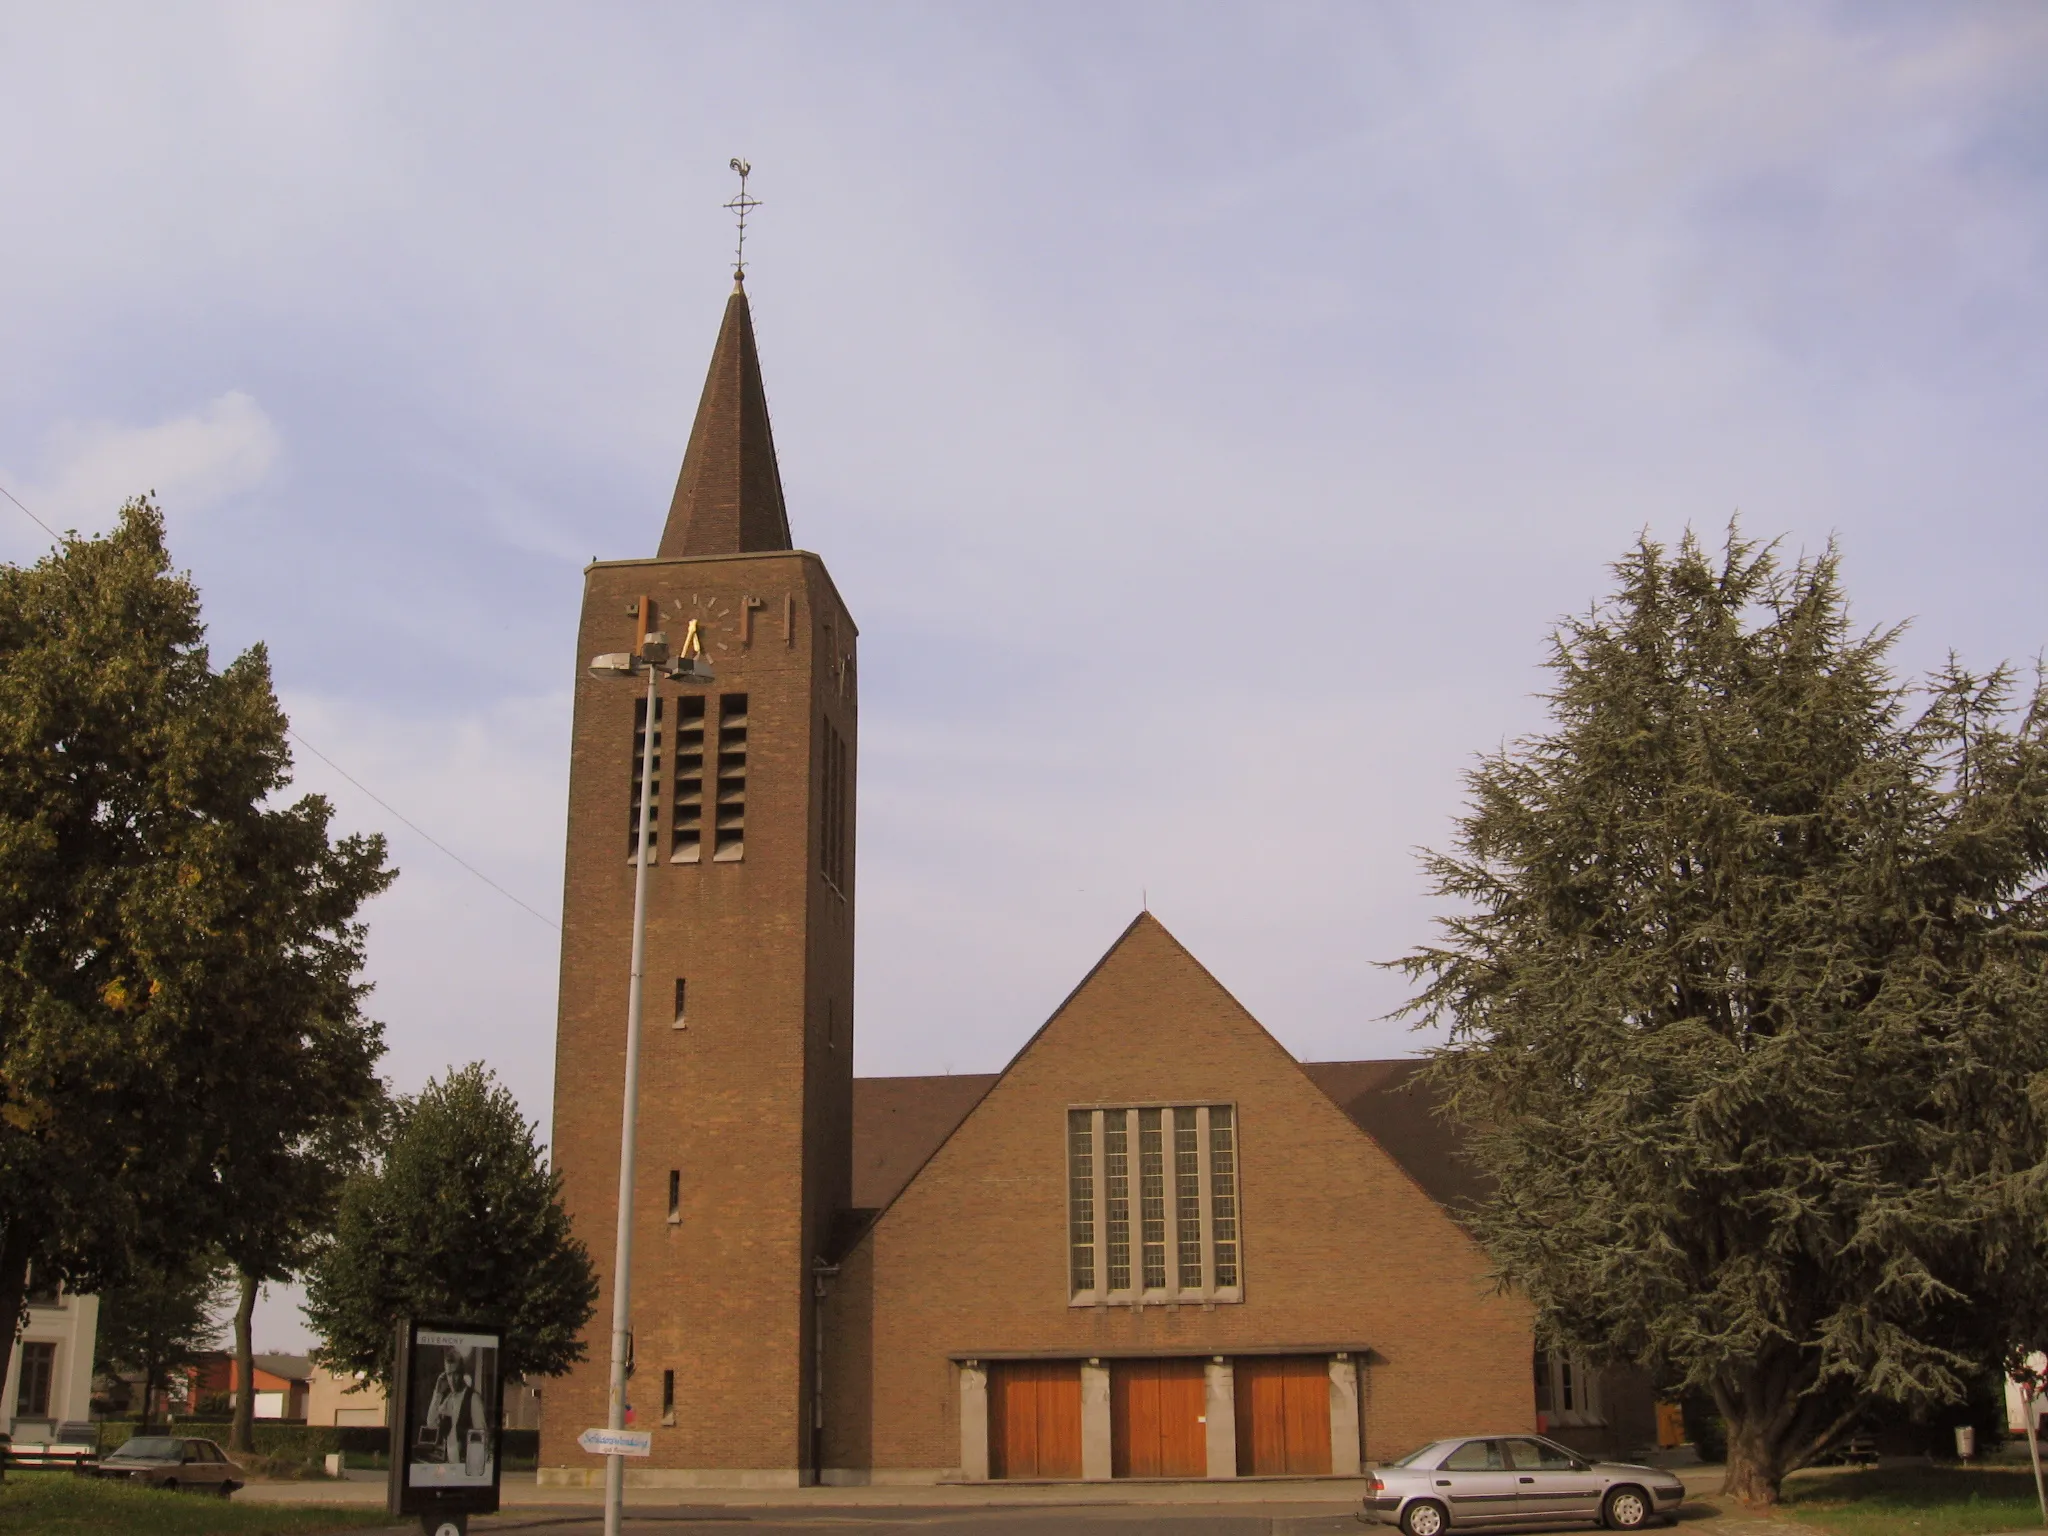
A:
[1776,1463,2048,1536]
[0,1472,396,1535]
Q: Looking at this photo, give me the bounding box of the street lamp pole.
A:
[602,646,658,1536]
[589,607,716,1536]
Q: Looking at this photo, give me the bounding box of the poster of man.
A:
[406,1328,499,1489]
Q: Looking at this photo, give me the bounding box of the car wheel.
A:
[1604,1487,1651,1530]
[160,1479,178,1493]
[215,1480,235,1498]
[1402,1499,1449,1536]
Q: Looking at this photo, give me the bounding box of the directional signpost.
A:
[579,1427,653,1459]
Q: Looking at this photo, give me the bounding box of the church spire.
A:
[657,279,793,557]
[658,161,791,558]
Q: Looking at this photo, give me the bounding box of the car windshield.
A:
[112,1437,183,1459]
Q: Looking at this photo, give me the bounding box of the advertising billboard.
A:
[387,1318,503,1521]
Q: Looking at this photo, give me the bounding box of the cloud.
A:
[27,391,282,533]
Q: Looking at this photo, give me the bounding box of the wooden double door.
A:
[1111,1358,1208,1478]
[989,1361,1082,1479]
[1233,1355,1332,1476]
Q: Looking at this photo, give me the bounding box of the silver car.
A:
[92,1435,245,1495]
[1360,1435,1684,1535]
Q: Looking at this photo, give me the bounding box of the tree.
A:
[0,498,395,1423]
[94,1254,230,1430]
[304,1063,597,1388]
[0,501,314,1348]
[199,800,394,1453]
[217,1072,390,1454]
[1396,529,2048,1505]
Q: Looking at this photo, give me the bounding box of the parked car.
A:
[91,1435,243,1495]
[1360,1435,1685,1534]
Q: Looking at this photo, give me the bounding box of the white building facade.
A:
[5,1280,99,1446]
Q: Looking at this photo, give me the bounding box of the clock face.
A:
[678,593,736,657]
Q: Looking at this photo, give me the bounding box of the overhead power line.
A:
[0,479,559,932]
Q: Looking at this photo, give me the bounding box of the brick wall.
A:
[822,914,1533,1474]
[543,549,856,1475]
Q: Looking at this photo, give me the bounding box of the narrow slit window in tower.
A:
[667,1169,681,1224]
[661,1368,676,1426]
[714,694,748,861]
[627,696,663,862]
[673,978,687,1030]
[820,717,849,893]
[669,694,706,862]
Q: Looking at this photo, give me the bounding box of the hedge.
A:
[95,1423,539,1462]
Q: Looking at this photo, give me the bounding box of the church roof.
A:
[658,281,794,557]
[849,1055,1480,1217]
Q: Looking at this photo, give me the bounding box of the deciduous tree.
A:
[0,500,393,1401]
[304,1063,596,1388]
[93,1254,230,1431]
[1397,529,2048,1505]
[0,501,318,1347]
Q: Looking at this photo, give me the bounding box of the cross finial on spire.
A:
[725,158,760,285]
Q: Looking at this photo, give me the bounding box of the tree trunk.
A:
[0,1224,28,1483]
[0,1223,32,1391]
[230,1269,258,1454]
[1722,1413,1787,1506]
[141,1358,162,1433]
[1714,1350,1860,1508]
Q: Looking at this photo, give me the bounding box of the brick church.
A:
[539,277,1649,1487]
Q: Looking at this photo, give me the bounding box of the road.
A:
[388,1508,1370,1535]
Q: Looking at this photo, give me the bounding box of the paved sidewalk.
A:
[250,1468,1728,1507]
[242,1471,1380,1507]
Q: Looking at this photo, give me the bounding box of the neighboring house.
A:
[306,1363,386,1427]
[306,1363,541,1431]
[506,1377,542,1432]
[536,277,1662,1487]
[93,1366,198,1422]
[4,1273,99,1446]
[191,1352,313,1419]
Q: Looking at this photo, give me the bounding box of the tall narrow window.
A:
[819,717,849,894]
[714,694,747,861]
[669,695,706,863]
[1104,1111,1131,1293]
[672,978,687,1030]
[661,1368,676,1426]
[1209,1105,1238,1288]
[1174,1113,1203,1289]
[667,1169,681,1224]
[627,696,663,861]
[1067,1105,1241,1305]
[14,1340,54,1417]
[1067,1111,1095,1295]
[1138,1108,1167,1291]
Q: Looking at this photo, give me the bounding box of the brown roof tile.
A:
[1300,1058,1489,1215]
[658,282,794,557]
[850,1072,998,1212]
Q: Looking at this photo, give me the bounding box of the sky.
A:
[2,3,2044,1350]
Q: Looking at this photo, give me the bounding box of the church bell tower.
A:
[543,269,856,1483]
